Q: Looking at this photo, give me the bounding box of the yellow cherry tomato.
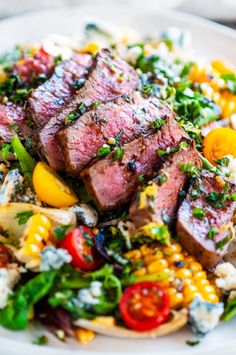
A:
[203,127,236,165]
[33,162,79,207]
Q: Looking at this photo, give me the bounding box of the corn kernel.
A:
[203,293,219,303]
[134,267,146,277]
[147,259,168,274]
[163,243,182,256]
[167,253,184,264]
[194,271,207,281]
[75,328,95,345]
[140,244,151,256]
[144,252,163,265]
[124,249,142,261]
[31,214,52,230]
[183,284,199,304]
[188,262,203,273]
[175,268,192,279]
[93,316,116,327]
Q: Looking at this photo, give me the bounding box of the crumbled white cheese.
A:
[0,264,20,309]
[0,169,23,205]
[216,155,236,184]
[215,262,236,291]
[71,204,98,227]
[77,281,103,307]
[40,246,72,271]
[189,297,224,336]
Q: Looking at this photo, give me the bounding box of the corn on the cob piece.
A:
[124,241,219,309]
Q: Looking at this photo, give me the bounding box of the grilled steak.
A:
[177,170,236,269]
[129,141,202,229]
[58,93,174,176]
[81,116,188,211]
[38,48,138,171]
[29,53,92,127]
[0,103,31,143]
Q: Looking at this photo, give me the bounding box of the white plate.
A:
[0,3,236,355]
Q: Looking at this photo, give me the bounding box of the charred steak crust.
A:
[0,103,31,143]
[177,170,236,270]
[81,115,188,211]
[38,48,138,171]
[57,93,174,176]
[129,141,202,229]
[28,53,93,127]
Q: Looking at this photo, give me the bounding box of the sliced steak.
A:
[28,53,92,127]
[38,48,138,171]
[81,116,188,211]
[177,170,236,269]
[129,141,202,229]
[58,93,174,176]
[0,103,31,143]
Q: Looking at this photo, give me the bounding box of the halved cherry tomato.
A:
[119,282,170,331]
[33,162,78,207]
[203,127,236,165]
[59,226,101,271]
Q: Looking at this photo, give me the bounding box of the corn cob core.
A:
[124,242,219,309]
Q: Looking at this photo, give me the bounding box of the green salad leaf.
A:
[0,270,57,330]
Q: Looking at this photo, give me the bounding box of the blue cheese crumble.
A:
[189,297,224,337]
[73,281,103,309]
[40,246,72,271]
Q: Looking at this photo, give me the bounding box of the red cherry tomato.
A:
[59,226,101,271]
[119,282,170,331]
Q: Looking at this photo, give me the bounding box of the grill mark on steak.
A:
[38,48,138,171]
[57,93,173,176]
[0,103,31,143]
[28,53,93,127]
[177,170,236,269]
[81,116,188,211]
[129,141,202,229]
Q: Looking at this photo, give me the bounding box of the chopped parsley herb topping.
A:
[78,103,87,115]
[33,335,48,346]
[101,117,107,123]
[157,173,168,185]
[208,227,218,240]
[64,113,77,125]
[0,143,12,160]
[215,156,230,167]
[192,207,206,220]
[91,101,101,109]
[205,182,236,208]
[15,211,34,225]
[52,225,69,241]
[97,144,111,158]
[150,117,166,130]
[137,174,145,183]
[216,236,230,251]
[112,147,124,161]
[179,162,200,179]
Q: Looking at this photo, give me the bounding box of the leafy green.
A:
[10,136,36,183]
[220,73,236,94]
[223,296,236,321]
[49,264,122,318]
[0,270,57,330]
[15,210,34,225]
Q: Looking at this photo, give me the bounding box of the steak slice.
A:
[81,116,188,211]
[129,141,202,229]
[0,103,31,143]
[38,48,138,171]
[177,170,236,269]
[58,93,174,176]
[28,53,92,127]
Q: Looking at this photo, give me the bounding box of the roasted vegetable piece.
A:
[32,162,78,207]
[60,226,102,271]
[203,128,236,164]
[119,282,170,331]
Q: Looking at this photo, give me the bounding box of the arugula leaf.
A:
[10,136,36,183]
[0,270,57,330]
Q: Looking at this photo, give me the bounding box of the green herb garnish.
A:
[97,144,111,158]
[192,207,206,220]
[15,211,34,225]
